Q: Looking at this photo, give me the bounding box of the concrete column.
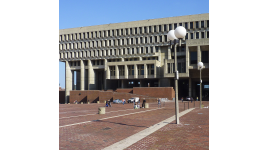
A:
[168,45,171,59]
[154,64,157,78]
[80,60,84,90]
[65,61,72,103]
[134,64,138,79]
[124,65,128,79]
[139,56,142,61]
[115,65,119,79]
[104,59,107,90]
[197,46,201,69]
[144,64,148,78]
[188,78,192,97]
[186,46,190,75]
[88,60,95,90]
[165,59,167,74]
[121,80,124,88]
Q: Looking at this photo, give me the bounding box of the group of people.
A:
[181,97,195,103]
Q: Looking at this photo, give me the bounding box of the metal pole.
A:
[200,68,202,109]
[174,39,179,124]
[188,101,189,109]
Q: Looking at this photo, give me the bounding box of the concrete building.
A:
[59,13,209,103]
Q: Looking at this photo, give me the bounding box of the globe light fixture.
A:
[174,26,187,39]
[167,26,186,124]
[167,30,177,41]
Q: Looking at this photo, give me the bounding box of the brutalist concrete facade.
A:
[59,13,209,103]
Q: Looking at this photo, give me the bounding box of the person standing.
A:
[157,98,161,108]
[181,97,184,103]
[142,98,146,108]
[122,99,125,105]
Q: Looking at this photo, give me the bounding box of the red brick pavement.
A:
[59,101,209,150]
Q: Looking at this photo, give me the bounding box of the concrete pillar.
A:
[88,60,95,90]
[154,64,157,78]
[197,46,201,69]
[168,45,171,59]
[115,65,119,79]
[65,61,72,103]
[134,64,138,79]
[80,60,84,90]
[188,78,192,97]
[121,80,124,88]
[144,64,148,78]
[124,65,128,79]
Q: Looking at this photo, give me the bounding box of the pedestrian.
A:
[142,98,146,108]
[105,101,108,107]
[133,102,136,109]
[157,98,161,108]
[191,97,193,103]
[108,99,111,107]
[122,99,125,105]
[181,97,184,103]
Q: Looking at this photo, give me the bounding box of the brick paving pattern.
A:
[59,101,209,150]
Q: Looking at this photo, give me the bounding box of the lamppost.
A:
[198,62,203,109]
[167,26,186,124]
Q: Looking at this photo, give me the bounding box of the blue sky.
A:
[59,0,209,88]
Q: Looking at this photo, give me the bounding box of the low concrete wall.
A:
[133,87,175,100]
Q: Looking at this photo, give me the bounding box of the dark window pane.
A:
[196,32,199,39]
[196,22,199,28]
[190,51,197,64]
[201,51,209,63]
[185,22,188,29]
[201,21,204,28]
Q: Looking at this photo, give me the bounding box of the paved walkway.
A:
[59,101,209,150]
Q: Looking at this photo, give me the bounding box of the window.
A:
[91,32,93,38]
[174,23,177,29]
[190,22,193,29]
[122,39,124,45]
[149,26,151,33]
[160,36,162,42]
[132,48,134,54]
[95,31,97,37]
[154,25,156,32]
[169,24,172,30]
[136,38,138,44]
[138,65,144,75]
[201,21,204,28]
[148,64,154,75]
[112,30,114,36]
[164,35,167,42]
[207,20,209,27]
[159,25,162,32]
[135,28,137,34]
[131,38,133,44]
[191,33,194,39]
[139,27,142,34]
[196,21,199,28]
[201,32,205,38]
[136,47,139,54]
[87,32,89,38]
[179,23,182,26]
[114,49,117,55]
[110,66,115,76]
[201,51,209,63]
[140,37,142,44]
[128,48,130,54]
[196,32,199,39]
[185,22,188,29]
[144,27,147,33]
[125,28,128,35]
[121,29,123,35]
[150,36,152,43]
[145,37,147,43]
[154,36,157,42]
[130,28,132,34]
[146,47,148,53]
[207,31,209,38]
[151,47,153,53]
[190,51,197,64]
[79,33,81,39]
[119,66,124,76]
[164,24,167,31]
[141,47,144,53]
[117,29,119,36]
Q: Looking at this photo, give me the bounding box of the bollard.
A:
[145,103,149,108]
[88,102,90,104]
[104,100,106,104]
[98,107,105,114]
[188,101,189,109]
[81,102,83,104]
[68,103,70,104]
[97,101,100,104]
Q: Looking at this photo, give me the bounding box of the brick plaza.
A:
[59,100,209,149]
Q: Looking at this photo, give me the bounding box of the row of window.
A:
[59,35,167,50]
[59,20,209,41]
[59,31,209,50]
[110,64,154,76]
[59,46,160,59]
